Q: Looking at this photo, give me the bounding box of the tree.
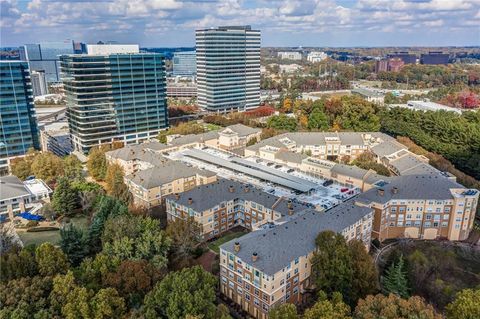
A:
[60,224,89,266]
[102,215,171,269]
[104,163,130,204]
[268,303,299,319]
[77,253,118,291]
[215,304,232,319]
[354,294,442,319]
[31,152,64,184]
[87,196,128,254]
[348,240,379,302]
[382,254,410,298]
[311,231,354,303]
[339,102,380,132]
[0,275,53,318]
[40,202,57,221]
[35,242,69,276]
[311,231,378,306]
[0,222,19,255]
[0,245,38,282]
[64,155,84,181]
[304,292,351,319]
[87,147,108,181]
[104,259,163,308]
[446,288,480,319]
[308,110,329,130]
[143,266,217,319]
[166,217,202,269]
[52,177,78,215]
[90,288,126,319]
[10,148,39,180]
[267,115,298,132]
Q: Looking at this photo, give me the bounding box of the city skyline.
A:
[1,0,479,47]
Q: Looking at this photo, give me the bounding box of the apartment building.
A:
[356,175,479,241]
[219,202,373,318]
[167,124,261,151]
[165,179,309,239]
[60,44,168,154]
[125,161,216,208]
[245,132,371,161]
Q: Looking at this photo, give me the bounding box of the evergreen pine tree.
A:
[383,254,410,298]
[52,177,78,216]
[60,224,89,266]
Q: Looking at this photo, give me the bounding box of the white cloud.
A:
[0,0,478,46]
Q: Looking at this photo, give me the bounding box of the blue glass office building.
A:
[196,26,261,111]
[60,50,168,154]
[0,61,40,175]
[19,42,73,82]
[173,51,196,76]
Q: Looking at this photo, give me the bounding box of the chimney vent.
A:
[244,186,249,193]
[288,208,294,216]
[391,187,398,194]
[252,252,258,262]
[234,242,240,252]
[229,185,234,193]
[287,200,293,209]
[175,193,180,200]
[378,188,385,196]
[188,197,193,204]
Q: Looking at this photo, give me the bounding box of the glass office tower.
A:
[196,26,261,111]
[173,51,196,76]
[0,61,40,175]
[19,42,73,82]
[60,46,168,154]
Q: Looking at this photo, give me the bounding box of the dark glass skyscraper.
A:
[60,45,168,154]
[19,42,73,82]
[0,61,40,175]
[196,26,261,111]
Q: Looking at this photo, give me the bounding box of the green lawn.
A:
[18,214,89,247]
[207,231,246,254]
[204,123,222,131]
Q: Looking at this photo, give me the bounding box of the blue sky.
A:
[1,0,479,47]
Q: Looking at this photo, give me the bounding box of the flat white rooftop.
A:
[86,44,140,55]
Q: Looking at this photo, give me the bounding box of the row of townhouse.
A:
[165,179,310,239]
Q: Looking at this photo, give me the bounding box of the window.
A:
[424,221,431,228]
[245,293,250,301]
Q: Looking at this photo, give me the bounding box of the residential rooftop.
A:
[220,200,373,275]
[0,176,30,200]
[126,161,215,189]
[356,174,465,205]
[165,178,309,216]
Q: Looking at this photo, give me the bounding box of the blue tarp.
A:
[17,212,43,221]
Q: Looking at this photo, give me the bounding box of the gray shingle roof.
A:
[126,161,215,189]
[274,150,308,164]
[370,140,406,157]
[165,178,309,215]
[168,131,219,146]
[356,174,463,205]
[389,154,439,176]
[220,200,373,275]
[0,175,30,200]
[331,163,371,180]
[223,124,261,137]
[106,142,169,162]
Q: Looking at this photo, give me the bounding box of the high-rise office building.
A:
[30,70,48,96]
[19,42,73,82]
[388,52,417,64]
[60,44,168,154]
[196,26,260,111]
[0,61,40,175]
[173,51,196,76]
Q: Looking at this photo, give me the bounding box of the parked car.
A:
[340,188,349,193]
[322,180,334,187]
